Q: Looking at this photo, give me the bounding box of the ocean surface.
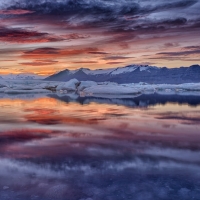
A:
[0,93,200,200]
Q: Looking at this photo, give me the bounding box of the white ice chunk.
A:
[83,84,141,95]
[56,78,80,91]
[78,81,97,91]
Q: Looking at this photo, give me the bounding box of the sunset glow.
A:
[0,0,200,75]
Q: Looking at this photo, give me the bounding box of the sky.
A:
[0,0,200,75]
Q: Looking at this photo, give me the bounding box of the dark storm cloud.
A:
[162,18,187,25]
[4,0,198,17]
[145,0,198,13]
[0,0,199,49]
[2,0,198,31]
[5,0,140,16]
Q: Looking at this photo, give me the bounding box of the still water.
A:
[0,93,200,200]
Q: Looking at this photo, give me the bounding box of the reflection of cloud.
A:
[0,144,200,200]
[156,111,200,124]
[0,129,56,144]
[24,108,102,125]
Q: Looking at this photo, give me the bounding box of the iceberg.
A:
[0,78,200,98]
[82,85,141,95]
[56,78,80,92]
[78,81,97,91]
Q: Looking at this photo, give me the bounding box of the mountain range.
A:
[45,64,200,84]
[1,73,46,80]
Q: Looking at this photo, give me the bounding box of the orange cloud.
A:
[22,47,99,59]
[19,60,58,66]
[106,62,124,65]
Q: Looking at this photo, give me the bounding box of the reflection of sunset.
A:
[0,96,200,199]
[1,97,200,133]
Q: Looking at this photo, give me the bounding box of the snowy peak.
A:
[70,67,115,75]
[45,64,200,84]
[69,65,157,76]
[110,65,157,75]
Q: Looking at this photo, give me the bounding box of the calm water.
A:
[0,94,200,200]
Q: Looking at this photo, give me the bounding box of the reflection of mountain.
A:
[48,93,200,107]
[45,64,200,84]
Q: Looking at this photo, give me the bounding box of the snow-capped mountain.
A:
[68,65,157,76]
[1,73,46,80]
[45,64,200,84]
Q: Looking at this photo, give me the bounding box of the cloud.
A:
[0,27,62,43]
[103,56,133,60]
[19,60,58,66]
[148,46,200,61]
[106,62,124,65]
[183,45,200,50]
[161,17,187,26]
[2,0,198,36]
[62,33,90,40]
[0,26,91,45]
[88,51,109,55]
[163,43,179,48]
[157,49,200,57]
[72,61,98,64]
[24,47,59,55]
[4,0,198,17]
[22,47,99,59]
[0,0,200,72]
[0,9,34,15]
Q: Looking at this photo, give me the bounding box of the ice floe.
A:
[0,79,200,97]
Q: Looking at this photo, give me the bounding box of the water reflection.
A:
[0,94,200,200]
